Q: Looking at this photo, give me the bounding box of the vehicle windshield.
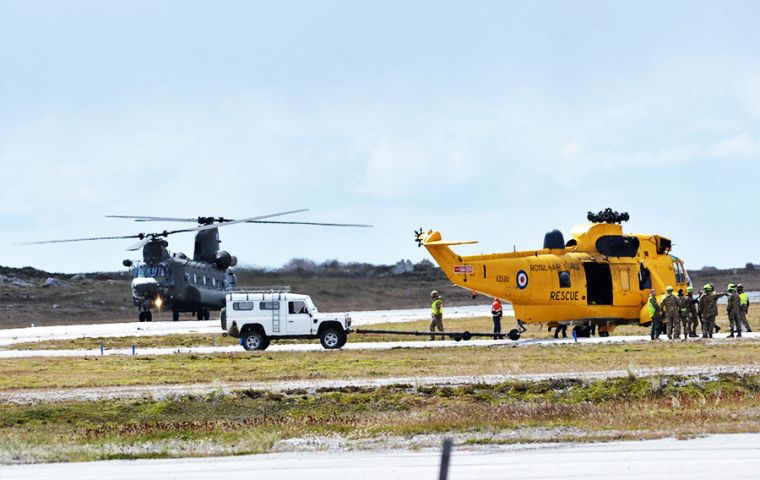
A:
[305,298,318,314]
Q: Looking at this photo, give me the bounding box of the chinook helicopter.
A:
[24,210,371,322]
[415,209,690,340]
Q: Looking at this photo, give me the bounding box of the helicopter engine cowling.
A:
[215,250,233,270]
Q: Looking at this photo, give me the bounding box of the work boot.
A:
[728,333,735,338]
[737,331,742,337]
[715,325,721,333]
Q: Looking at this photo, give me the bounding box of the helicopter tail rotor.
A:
[414,228,425,247]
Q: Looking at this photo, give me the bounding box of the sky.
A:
[0,0,758,273]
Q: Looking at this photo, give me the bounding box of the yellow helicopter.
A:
[415,209,690,340]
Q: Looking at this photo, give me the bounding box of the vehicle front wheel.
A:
[242,331,268,351]
[320,328,343,349]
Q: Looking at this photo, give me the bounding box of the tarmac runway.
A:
[4,433,759,479]
[0,304,498,347]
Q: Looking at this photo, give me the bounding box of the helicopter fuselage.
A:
[130,254,234,320]
[418,221,689,331]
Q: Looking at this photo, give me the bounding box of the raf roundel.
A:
[516,270,529,289]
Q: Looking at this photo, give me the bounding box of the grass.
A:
[1,338,759,391]
[2,373,759,464]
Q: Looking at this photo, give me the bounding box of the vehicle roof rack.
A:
[231,286,291,293]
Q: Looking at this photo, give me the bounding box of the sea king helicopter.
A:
[24,209,371,322]
[415,208,690,340]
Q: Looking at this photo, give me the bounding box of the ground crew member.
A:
[698,284,720,338]
[429,290,444,340]
[648,289,662,340]
[737,284,751,332]
[676,289,689,341]
[685,286,699,337]
[491,298,503,339]
[727,284,742,338]
[661,286,680,340]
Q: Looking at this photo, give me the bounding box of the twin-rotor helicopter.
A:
[24,210,371,322]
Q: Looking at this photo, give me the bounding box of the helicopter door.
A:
[583,263,613,305]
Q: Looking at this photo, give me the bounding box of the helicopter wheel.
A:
[145,311,152,322]
[138,311,145,322]
[203,308,210,320]
[172,310,180,322]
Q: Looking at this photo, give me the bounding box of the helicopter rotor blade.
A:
[105,209,310,224]
[240,220,373,227]
[126,236,153,251]
[18,234,143,246]
[105,215,199,222]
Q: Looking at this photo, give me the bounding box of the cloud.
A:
[707,133,760,159]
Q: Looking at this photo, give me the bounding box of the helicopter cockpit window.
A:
[673,260,686,284]
[233,302,253,311]
[595,236,640,257]
[289,301,308,314]
[136,265,161,278]
[558,271,571,288]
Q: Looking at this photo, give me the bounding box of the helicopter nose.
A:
[132,277,160,298]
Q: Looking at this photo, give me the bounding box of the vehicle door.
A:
[286,300,312,335]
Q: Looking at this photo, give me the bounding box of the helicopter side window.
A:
[233,302,253,311]
[558,271,571,288]
[638,263,651,290]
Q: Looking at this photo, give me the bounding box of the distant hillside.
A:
[1,261,758,329]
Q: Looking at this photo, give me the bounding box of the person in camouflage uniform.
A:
[661,286,680,340]
[727,284,742,338]
[647,289,662,340]
[685,286,699,337]
[676,289,689,340]
[737,284,751,333]
[698,284,721,338]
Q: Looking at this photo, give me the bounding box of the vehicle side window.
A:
[193,273,197,284]
[211,277,216,288]
[289,301,308,314]
[233,302,253,311]
[202,276,207,286]
[260,301,279,310]
[558,271,571,288]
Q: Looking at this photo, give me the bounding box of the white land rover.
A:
[221,287,351,350]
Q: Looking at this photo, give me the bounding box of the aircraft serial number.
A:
[549,291,580,301]
[496,275,510,283]
[530,263,580,271]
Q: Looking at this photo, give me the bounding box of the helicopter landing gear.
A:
[196,308,210,321]
[172,309,180,322]
[138,310,153,322]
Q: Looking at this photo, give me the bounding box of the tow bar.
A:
[352,328,522,341]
